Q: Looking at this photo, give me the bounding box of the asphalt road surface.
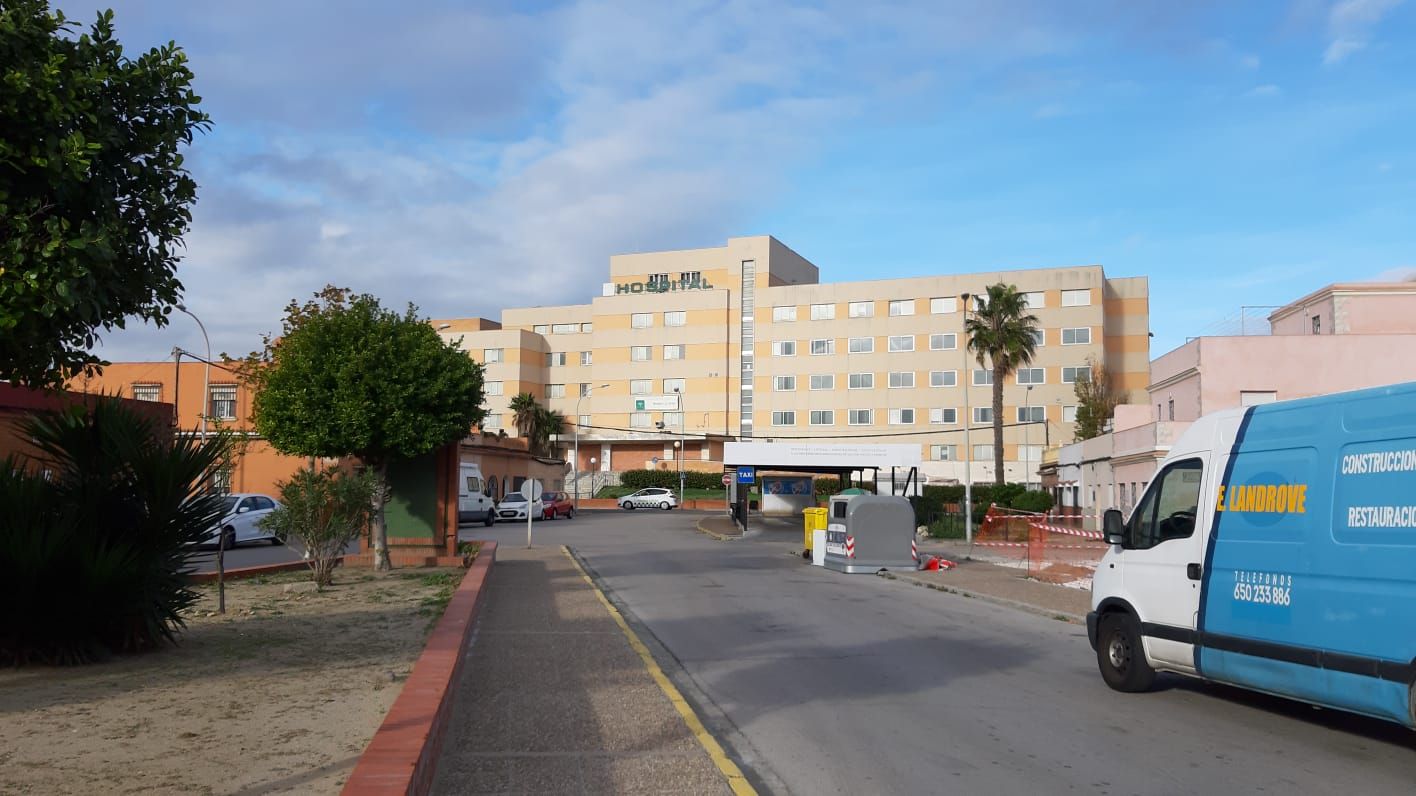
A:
[185,539,356,573]
[465,510,1416,795]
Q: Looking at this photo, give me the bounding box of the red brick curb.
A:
[341,541,497,795]
[187,559,319,584]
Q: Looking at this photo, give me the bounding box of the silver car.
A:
[619,488,678,511]
[204,493,282,548]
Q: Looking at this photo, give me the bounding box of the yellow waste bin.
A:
[802,507,829,552]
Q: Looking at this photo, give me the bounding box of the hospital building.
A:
[433,235,1150,490]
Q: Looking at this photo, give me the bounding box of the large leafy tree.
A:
[241,286,485,571]
[1072,356,1120,442]
[0,3,209,387]
[964,283,1040,485]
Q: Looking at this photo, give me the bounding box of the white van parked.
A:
[1089,382,1416,729]
[458,462,496,526]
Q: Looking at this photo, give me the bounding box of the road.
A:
[185,539,357,573]
[465,510,1416,794]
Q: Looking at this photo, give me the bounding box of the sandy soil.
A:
[0,566,465,795]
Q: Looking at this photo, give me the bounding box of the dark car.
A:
[540,491,575,520]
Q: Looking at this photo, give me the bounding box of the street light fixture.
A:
[175,303,224,614]
[674,387,685,507]
[1025,384,1034,489]
[960,292,974,546]
[574,383,610,511]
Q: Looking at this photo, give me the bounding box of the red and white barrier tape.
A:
[1028,521,1105,540]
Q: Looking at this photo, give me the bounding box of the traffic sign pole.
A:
[521,478,543,548]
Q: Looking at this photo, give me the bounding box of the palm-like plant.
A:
[1,398,230,664]
[533,408,566,458]
[508,392,540,440]
[964,283,1040,485]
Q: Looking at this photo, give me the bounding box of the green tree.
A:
[1072,356,1120,442]
[241,286,485,571]
[532,407,565,457]
[964,283,1040,485]
[509,392,540,440]
[0,2,209,388]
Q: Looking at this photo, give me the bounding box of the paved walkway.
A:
[431,545,733,795]
[890,540,1092,620]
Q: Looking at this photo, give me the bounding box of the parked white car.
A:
[204,493,282,548]
[619,488,677,511]
[495,492,542,521]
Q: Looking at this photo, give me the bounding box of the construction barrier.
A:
[971,504,1108,589]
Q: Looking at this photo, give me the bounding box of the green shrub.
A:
[260,466,375,589]
[618,468,730,492]
[0,398,230,665]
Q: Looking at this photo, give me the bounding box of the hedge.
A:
[913,482,1054,525]
[618,469,730,491]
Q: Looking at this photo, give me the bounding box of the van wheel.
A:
[484,511,495,527]
[1097,613,1155,692]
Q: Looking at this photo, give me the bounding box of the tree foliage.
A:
[963,283,1040,485]
[0,2,209,387]
[240,286,485,570]
[504,392,566,457]
[1072,356,1120,442]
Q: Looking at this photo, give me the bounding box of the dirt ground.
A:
[0,566,466,795]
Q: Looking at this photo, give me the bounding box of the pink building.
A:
[1052,281,1416,520]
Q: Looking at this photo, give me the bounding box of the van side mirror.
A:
[1103,509,1126,546]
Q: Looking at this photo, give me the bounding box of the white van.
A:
[458,462,496,526]
[1089,382,1416,728]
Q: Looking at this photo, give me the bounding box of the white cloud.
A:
[1246,84,1282,97]
[75,0,1242,361]
[1371,266,1416,282]
[1324,0,1404,64]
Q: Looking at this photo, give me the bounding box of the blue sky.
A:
[72,0,1415,362]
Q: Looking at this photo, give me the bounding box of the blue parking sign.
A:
[735,466,756,484]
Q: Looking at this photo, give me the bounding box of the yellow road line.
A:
[561,545,757,796]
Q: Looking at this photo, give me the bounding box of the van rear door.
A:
[1122,456,1209,671]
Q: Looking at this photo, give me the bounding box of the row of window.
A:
[770,328,1089,356]
[496,367,1092,401]
[131,384,236,419]
[531,322,594,335]
[770,290,1091,322]
[769,366,1089,390]
[647,271,702,286]
[524,289,1094,336]
[500,329,1094,369]
[763,405,1072,427]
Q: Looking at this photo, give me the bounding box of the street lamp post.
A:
[674,387,685,506]
[960,292,974,546]
[1025,385,1034,489]
[175,303,223,614]
[574,383,610,511]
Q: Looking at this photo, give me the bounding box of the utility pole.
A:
[960,292,974,546]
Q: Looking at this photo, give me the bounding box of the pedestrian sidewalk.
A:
[430,545,737,795]
[886,540,1092,621]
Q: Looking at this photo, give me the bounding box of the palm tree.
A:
[508,392,540,441]
[533,407,566,458]
[964,283,1040,485]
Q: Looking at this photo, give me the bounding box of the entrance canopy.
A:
[724,442,922,496]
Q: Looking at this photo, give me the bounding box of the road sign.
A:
[634,395,680,411]
[735,466,756,484]
[721,473,732,486]
[520,479,544,501]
